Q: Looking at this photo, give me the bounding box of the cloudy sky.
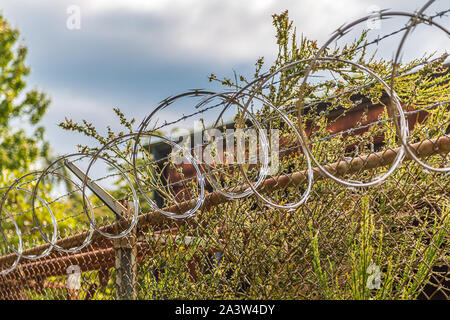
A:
[0,0,448,156]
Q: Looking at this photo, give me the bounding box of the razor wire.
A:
[0,2,449,276]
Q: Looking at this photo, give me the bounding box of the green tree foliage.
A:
[0,14,50,173]
[0,14,55,252]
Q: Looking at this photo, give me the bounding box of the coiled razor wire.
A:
[0,2,449,275]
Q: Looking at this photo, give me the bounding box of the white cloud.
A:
[83,0,171,13]
[76,0,370,64]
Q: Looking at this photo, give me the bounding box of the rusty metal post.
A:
[114,200,137,300]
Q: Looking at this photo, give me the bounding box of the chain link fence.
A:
[0,133,448,300]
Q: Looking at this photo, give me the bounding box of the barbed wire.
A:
[0,3,449,276]
[6,53,443,223]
